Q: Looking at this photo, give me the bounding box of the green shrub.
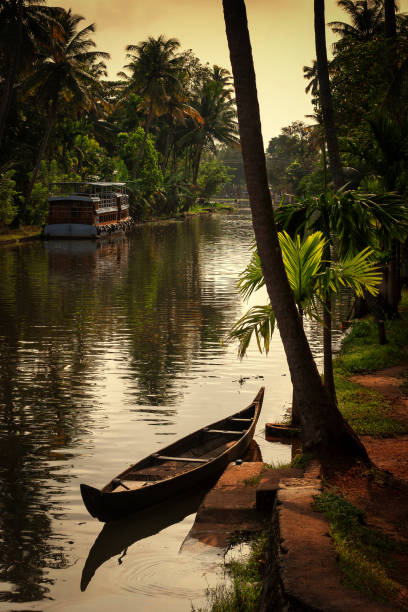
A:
[0,170,18,226]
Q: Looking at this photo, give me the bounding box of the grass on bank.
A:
[335,374,405,436]
[313,491,407,604]
[0,225,42,243]
[197,453,309,610]
[316,306,408,605]
[335,310,408,377]
[333,302,408,436]
[243,452,311,487]
[193,531,268,612]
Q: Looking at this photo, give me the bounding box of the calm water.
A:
[0,208,347,611]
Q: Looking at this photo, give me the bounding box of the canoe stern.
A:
[80,484,103,519]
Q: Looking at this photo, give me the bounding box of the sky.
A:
[58,0,408,145]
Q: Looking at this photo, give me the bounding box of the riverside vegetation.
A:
[0,5,242,232]
[199,302,408,611]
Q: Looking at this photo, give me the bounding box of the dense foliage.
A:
[266,1,408,199]
[0,3,239,226]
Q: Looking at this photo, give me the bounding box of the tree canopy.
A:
[0,12,238,226]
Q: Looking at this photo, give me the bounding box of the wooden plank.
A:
[206,429,246,435]
[153,454,210,463]
[229,418,252,422]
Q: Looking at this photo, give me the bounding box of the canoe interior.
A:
[102,402,258,494]
[80,388,264,521]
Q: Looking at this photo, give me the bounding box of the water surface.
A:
[0,209,346,610]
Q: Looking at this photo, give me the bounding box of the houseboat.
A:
[43,181,133,239]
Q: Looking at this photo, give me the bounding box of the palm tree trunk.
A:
[192,141,204,184]
[291,305,304,427]
[322,240,336,403]
[172,145,177,172]
[0,6,23,147]
[384,0,397,38]
[133,104,153,177]
[24,98,58,211]
[0,65,17,148]
[388,240,401,315]
[322,139,328,191]
[323,293,336,403]
[314,0,344,191]
[161,113,174,171]
[223,0,368,462]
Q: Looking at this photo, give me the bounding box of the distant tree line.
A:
[0,2,240,227]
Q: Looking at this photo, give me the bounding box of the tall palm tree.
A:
[329,0,384,49]
[155,60,204,173]
[188,77,239,183]
[222,0,369,462]
[384,0,397,37]
[303,60,319,96]
[314,0,345,190]
[210,64,234,95]
[119,35,184,175]
[23,9,110,206]
[0,0,61,147]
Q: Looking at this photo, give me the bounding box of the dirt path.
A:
[327,365,408,608]
[351,365,408,487]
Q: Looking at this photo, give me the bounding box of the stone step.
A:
[256,467,304,513]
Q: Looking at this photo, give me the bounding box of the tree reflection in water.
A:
[0,215,246,603]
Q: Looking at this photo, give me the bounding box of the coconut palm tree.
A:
[119,35,186,175]
[329,0,384,50]
[0,0,61,147]
[23,9,110,207]
[156,63,204,173]
[187,77,239,183]
[303,60,319,97]
[228,231,381,415]
[222,0,369,462]
[314,0,345,190]
[210,64,234,96]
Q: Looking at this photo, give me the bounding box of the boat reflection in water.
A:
[80,487,208,592]
[44,235,129,272]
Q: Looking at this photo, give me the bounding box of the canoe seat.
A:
[112,480,153,492]
[123,473,162,481]
[153,454,210,463]
[229,418,252,422]
[206,429,246,435]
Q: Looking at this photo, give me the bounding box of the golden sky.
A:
[58,0,408,144]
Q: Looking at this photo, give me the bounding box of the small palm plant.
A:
[228,231,381,420]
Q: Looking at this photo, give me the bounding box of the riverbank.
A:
[0,202,236,247]
[199,306,408,610]
[0,225,43,245]
[278,309,408,609]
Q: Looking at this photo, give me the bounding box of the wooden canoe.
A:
[80,387,264,522]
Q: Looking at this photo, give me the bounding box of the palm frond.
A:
[320,248,381,298]
[227,305,276,359]
[278,231,325,305]
[237,251,264,299]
